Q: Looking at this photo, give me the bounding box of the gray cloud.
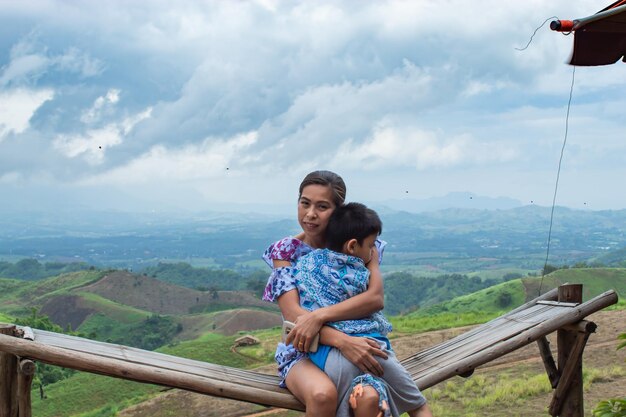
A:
[1,0,625,210]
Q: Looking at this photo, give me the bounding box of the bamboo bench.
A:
[0,284,618,417]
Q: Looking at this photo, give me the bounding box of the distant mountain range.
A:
[1,202,625,273]
[371,191,523,213]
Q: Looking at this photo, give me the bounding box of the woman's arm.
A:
[273,259,388,375]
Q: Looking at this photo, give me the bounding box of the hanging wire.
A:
[538,65,577,296]
[515,16,559,51]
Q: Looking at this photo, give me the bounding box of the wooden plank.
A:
[29,330,280,388]
[412,290,617,389]
[402,303,570,376]
[0,334,304,411]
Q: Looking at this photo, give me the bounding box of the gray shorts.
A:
[324,341,426,417]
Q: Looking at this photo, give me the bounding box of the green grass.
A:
[390,311,502,334]
[425,366,626,417]
[74,292,151,323]
[528,268,626,300]
[32,372,163,417]
[0,312,13,323]
[159,332,263,368]
[0,271,106,317]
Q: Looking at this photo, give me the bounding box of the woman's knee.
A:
[308,383,338,405]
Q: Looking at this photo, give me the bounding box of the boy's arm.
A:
[313,252,384,322]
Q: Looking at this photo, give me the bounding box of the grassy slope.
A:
[32,331,269,417]
[0,271,105,316]
[522,267,626,300]
[392,268,625,335]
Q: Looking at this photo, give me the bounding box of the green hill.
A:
[390,268,624,334]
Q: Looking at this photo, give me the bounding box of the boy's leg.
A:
[373,345,429,416]
[350,385,382,417]
[285,358,337,417]
[408,403,434,417]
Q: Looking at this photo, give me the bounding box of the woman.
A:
[263,170,403,417]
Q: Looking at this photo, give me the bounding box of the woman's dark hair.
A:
[326,202,382,252]
[298,170,346,207]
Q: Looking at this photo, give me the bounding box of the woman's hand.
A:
[336,335,388,377]
[285,310,324,352]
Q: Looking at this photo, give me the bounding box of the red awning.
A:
[551,0,626,66]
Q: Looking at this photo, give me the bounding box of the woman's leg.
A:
[285,358,337,417]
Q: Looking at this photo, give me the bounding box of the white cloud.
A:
[0,34,103,87]
[81,131,257,185]
[331,122,518,171]
[54,106,152,165]
[54,47,105,78]
[2,0,626,209]
[0,54,50,86]
[81,89,121,124]
[0,88,54,140]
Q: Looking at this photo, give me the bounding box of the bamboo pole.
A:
[415,289,617,390]
[0,324,18,417]
[17,359,35,417]
[0,333,305,411]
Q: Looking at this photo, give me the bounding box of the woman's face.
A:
[298,184,336,244]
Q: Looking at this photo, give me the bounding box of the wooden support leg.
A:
[16,359,35,417]
[548,329,592,416]
[549,284,588,417]
[0,325,18,417]
[537,336,559,388]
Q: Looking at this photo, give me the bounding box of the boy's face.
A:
[351,233,377,264]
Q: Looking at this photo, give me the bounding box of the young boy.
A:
[288,202,432,417]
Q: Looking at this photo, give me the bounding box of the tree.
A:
[542,264,559,275]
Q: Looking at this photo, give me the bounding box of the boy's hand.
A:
[285,310,324,352]
[367,246,379,266]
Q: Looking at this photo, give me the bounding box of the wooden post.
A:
[554,284,584,417]
[17,359,35,417]
[0,324,18,417]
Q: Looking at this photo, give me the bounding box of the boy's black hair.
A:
[326,202,382,252]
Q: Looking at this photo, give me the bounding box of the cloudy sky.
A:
[1,0,625,214]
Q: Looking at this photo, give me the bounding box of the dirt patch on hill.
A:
[40,294,96,330]
[77,271,274,315]
[177,309,282,339]
[213,309,282,335]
